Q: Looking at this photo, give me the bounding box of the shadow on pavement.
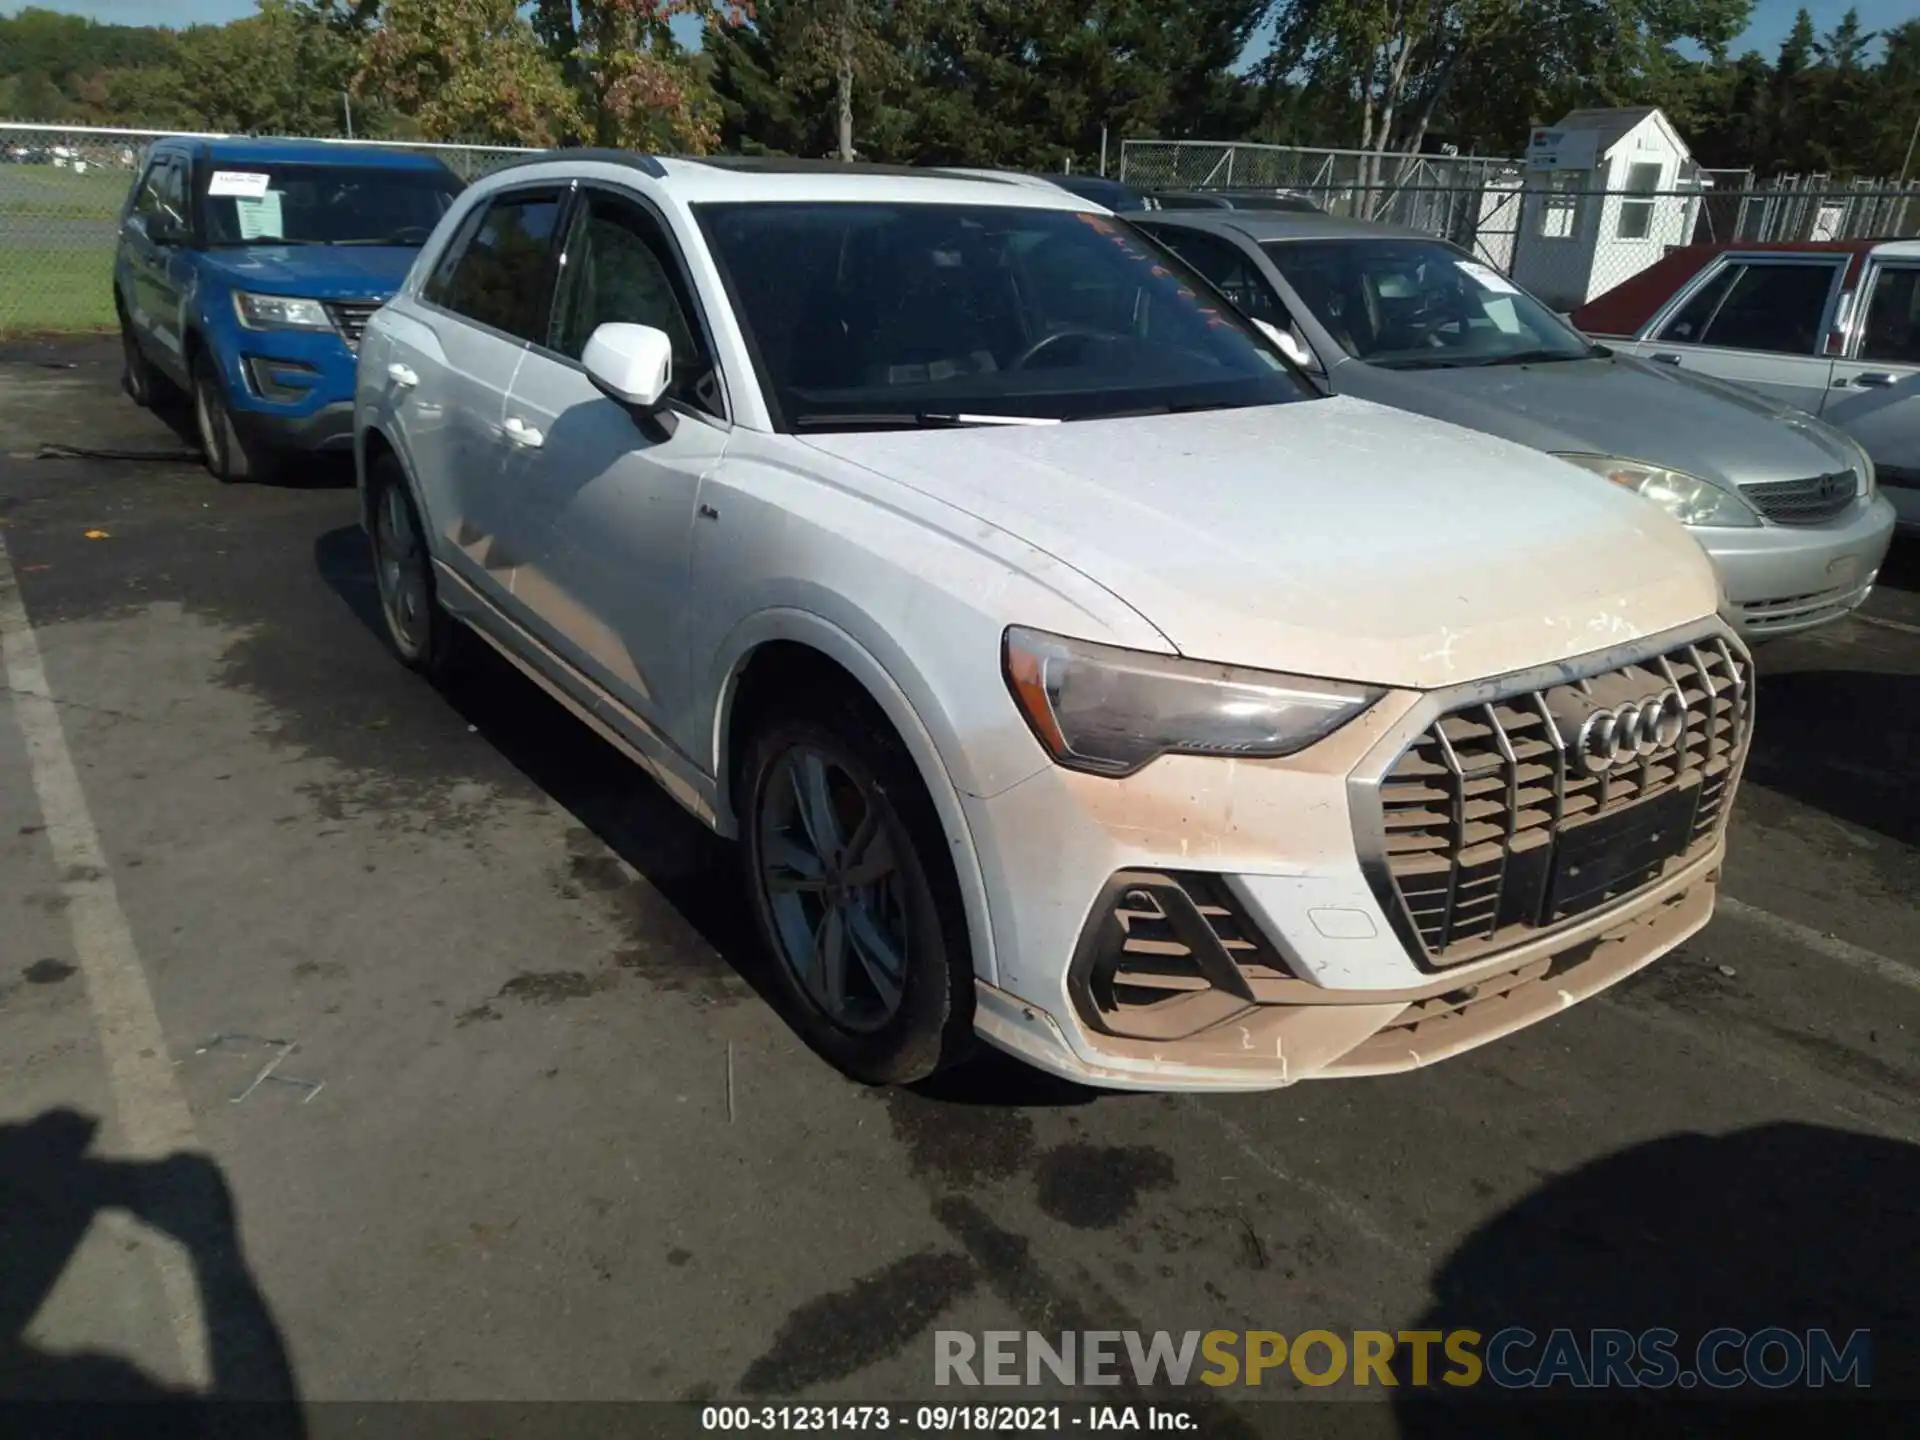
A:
[1743,667,1918,846]
[312,523,781,1004]
[0,1107,303,1429]
[1876,533,1920,595]
[313,524,1118,1109]
[1393,1122,1918,1433]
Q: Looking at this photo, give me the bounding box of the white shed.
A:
[1510,107,1707,310]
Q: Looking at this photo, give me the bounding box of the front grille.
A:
[1741,471,1857,525]
[325,300,380,352]
[1374,635,1749,967]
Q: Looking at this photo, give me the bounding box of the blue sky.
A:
[1,0,1906,55]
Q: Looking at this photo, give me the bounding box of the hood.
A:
[801,397,1719,691]
[196,245,417,299]
[1331,352,1858,488]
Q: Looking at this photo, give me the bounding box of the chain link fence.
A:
[9,122,1920,335]
[0,122,537,335]
[1120,139,1920,314]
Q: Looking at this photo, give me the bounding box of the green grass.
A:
[0,247,117,335]
[0,165,132,219]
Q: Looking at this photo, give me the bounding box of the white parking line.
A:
[1854,613,1920,638]
[0,530,210,1387]
[1718,895,1920,997]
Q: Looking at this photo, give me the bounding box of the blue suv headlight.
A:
[234,291,334,332]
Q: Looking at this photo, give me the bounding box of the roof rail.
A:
[489,148,666,178]
[673,155,1019,183]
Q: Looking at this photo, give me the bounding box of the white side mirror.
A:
[1254,317,1316,370]
[583,322,673,409]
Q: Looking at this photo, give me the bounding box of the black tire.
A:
[118,302,175,409]
[739,689,975,1085]
[191,352,270,484]
[366,453,463,681]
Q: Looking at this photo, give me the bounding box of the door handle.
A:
[502,416,545,449]
[1650,352,1682,365]
[1851,371,1897,388]
[387,362,418,388]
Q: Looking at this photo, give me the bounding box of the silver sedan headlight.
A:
[233,291,334,332]
[1843,438,1876,498]
[1002,626,1383,777]
[1553,454,1761,529]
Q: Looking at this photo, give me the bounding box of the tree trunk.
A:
[836,0,855,163]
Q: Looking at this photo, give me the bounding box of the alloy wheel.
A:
[757,745,911,1033]
[373,481,430,656]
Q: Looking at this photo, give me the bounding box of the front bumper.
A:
[215,322,362,454]
[229,399,355,453]
[1700,494,1896,638]
[962,618,1749,1090]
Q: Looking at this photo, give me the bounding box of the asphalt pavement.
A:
[1,338,1916,1425]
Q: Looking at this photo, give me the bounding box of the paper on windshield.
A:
[1483,297,1525,334]
[235,192,285,241]
[1456,258,1520,295]
[207,170,271,199]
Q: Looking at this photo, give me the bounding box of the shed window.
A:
[1537,172,1582,238]
[1617,162,1663,240]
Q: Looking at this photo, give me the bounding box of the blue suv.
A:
[114,137,465,481]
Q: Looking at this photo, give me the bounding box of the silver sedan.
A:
[1135,210,1898,639]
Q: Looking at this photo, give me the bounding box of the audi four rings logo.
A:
[1574,688,1687,775]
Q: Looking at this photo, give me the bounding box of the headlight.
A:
[233,291,333,332]
[1845,439,1876,497]
[1002,626,1382,777]
[1553,454,1761,528]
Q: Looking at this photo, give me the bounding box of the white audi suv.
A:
[353,152,1751,1090]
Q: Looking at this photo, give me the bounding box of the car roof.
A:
[1569,240,1887,336]
[1139,209,1433,244]
[161,136,458,172]
[474,152,1098,211]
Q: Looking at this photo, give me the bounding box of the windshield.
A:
[695,202,1310,430]
[199,163,463,248]
[1262,238,1595,369]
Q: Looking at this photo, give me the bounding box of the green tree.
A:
[355,0,582,143]
[528,0,744,154]
[1876,19,1920,181]
[1804,8,1877,173]
[172,0,361,134]
[1271,0,1752,173]
[0,68,69,119]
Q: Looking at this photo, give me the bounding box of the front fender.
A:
[706,606,1007,989]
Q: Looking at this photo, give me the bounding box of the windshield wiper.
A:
[208,237,322,247]
[1472,348,1593,367]
[1372,356,1479,370]
[792,412,1060,431]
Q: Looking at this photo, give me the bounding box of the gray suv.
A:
[1138,210,1897,639]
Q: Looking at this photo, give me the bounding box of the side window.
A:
[1150,229,1290,326]
[1683,261,1840,355]
[548,192,722,417]
[1860,268,1920,365]
[1658,264,1739,342]
[132,157,185,233]
[425,191,564,343]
